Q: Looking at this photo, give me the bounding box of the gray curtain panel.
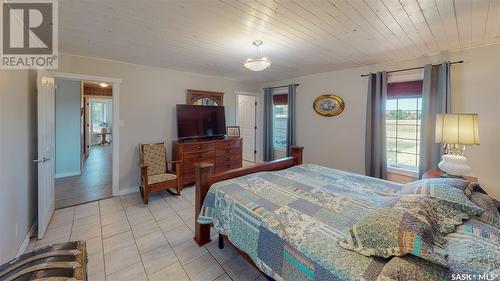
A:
[365,72,388,179]
[286,84,297,157]
[263,87,274,161]
[418,62,451,177]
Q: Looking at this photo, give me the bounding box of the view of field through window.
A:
[273,104,288,150]
[386,97,422,169]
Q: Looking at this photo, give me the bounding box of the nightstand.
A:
[422,170,478,182]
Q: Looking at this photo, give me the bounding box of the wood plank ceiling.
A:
[59,0,500,82]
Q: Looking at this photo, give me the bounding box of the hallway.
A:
[55,145,112,209]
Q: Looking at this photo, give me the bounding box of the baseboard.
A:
[16,219,37,257]
[55,170,81,178]
[119,186,139,196]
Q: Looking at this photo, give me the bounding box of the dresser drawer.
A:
[182,174,195,184]
[215,147,240,156]
[184,150,215,161]
[216,139,240,149]
[183,142,215,152]
[182,159,215,174]
[215,156,241,167]
[214,161,242,173]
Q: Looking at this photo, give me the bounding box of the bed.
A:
[193,147,500,281]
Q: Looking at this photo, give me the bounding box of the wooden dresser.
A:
[172,138,242,186]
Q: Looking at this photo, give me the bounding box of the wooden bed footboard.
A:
[193,146,304,246]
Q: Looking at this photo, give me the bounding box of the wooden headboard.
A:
[193,146,304,246]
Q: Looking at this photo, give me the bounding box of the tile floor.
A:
[26,187,267,281]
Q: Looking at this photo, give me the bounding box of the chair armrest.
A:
[166,160,182,174]
[172,161,182,177]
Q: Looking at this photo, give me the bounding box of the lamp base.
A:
[438,154,471,177]
[439,173,462,179]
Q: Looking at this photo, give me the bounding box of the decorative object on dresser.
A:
[422,169,477,182]
[435,113,480,177]
[226,126,240,138]
[139,142,182,204]
[186,89,224,106]
[173,138,242,186]
[313,94,345,117]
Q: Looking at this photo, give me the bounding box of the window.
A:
[386,80,423,171]
[91,101,106,133]
[273,104,288,150]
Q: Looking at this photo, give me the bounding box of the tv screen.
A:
[176,104,226,140]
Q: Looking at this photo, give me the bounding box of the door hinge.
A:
[254,150,257,154]
[255,101,257,106]
[254,126,257,130]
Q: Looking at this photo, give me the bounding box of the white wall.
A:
[57,53,259,191]
[0,70,37,263]
[55,79,82,177]
[263,43,500,199]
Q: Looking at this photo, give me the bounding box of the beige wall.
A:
[0,70,37,263]
[263,44,500,199]
[57,54,260,191]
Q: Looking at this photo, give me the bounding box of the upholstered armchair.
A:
[139,142,182,204]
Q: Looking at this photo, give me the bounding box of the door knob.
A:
[33,157,50,163]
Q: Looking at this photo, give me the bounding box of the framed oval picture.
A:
[313,95,345,117]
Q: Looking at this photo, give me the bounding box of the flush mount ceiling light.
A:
[243,40,272,71]
[99,82,110,88]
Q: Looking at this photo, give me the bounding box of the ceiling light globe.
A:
[243,58,272,71]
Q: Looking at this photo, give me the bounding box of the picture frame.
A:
[313,94,345,117]
[226,126,240,138]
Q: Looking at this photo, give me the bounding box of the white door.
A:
[36,75,56,239]
[238,95,257,162]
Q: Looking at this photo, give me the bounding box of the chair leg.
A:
[166,188,180,196]
[141,186,149,205]
[218,233,224,249]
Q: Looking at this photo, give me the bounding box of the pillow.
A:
[394,195,471,235]
[403,178,472,194]
[401,180,484,216]
[339,207,448,267]
[469,191,500,226]
[377,255,447,281]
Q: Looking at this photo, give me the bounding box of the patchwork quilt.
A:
[197,164,500,280]
[198,164,403,280]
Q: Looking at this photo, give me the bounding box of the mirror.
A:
[193,98,219,106]
[187,89,224,106]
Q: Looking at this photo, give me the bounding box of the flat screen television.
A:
[176,104,226,140]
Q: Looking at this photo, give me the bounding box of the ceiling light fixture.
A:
[243,40,271,71]
[99,82,109,88]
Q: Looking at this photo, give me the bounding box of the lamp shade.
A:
[435,114,480,145]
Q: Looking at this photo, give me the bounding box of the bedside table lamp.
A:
[435,114,480,177]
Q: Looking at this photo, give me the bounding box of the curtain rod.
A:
[264,83,300,90]
[360,60,464,77]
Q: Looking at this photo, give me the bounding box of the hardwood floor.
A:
[55,145,112,209]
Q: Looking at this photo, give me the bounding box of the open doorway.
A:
[236,92,262,167]
[54,80,113,209]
